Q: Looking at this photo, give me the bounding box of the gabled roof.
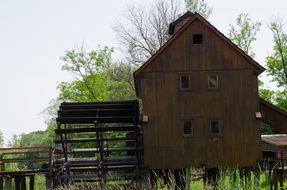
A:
[134,12,265,78]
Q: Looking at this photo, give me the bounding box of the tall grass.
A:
[53,168,280,190]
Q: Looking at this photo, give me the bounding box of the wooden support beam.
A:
[15,176,20,190]
[4,177,12,190]
[20,176,26,190]
[0,177,3,190]
[29,176,34,190]
[45,174,53,190]
[55,126,136,134]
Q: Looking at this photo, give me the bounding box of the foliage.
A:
[7,134,21,147]
[184,0,212,19]
[261,18,287,113]
[53,168,276,190]
[21,131,53,146]
[261,122,279,135]
[46,46,137,154]
[58,46,135,102]
[229,13,261,58]
[4,130,53,172]
[273,90,287,111]
[8,131,53,148]
[58,46,112,101]
[0,131,4,147]
[258,81,274,102]
[266,18,287,89]
[114,0,212,66]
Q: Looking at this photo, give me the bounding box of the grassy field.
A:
[7,168,284,189]
[53,169,287,190]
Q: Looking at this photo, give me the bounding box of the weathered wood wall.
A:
[139,19,261,169]
[259,98,287,133]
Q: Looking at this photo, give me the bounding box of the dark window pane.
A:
[180,75,190,89]
[208,73,218,89]
[184,121,192,135]
[193,34,203,44]
[211,120,220,135]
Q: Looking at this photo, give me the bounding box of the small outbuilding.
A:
[262,134,287,166]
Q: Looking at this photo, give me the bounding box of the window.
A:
[183,120,193,135]
[210,120,220,135]
[193,34,203,44]
[179,74,190,89]
[208,73,218,89]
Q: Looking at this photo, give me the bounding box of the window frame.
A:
[182,120,193,136]
[192,33,203,44]
[208,73,219,90]
[210,120,221,136]
[179,73,190,90]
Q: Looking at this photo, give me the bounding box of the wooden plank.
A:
[56,116,138,124]
[1,157,50,163]
[54,137,136,144]
[0,169,49,175]
[55,126,136,134]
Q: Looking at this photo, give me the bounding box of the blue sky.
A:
[0,0,286,144]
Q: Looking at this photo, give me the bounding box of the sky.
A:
[0,0,286,145]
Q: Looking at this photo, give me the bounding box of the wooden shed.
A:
[262,134,287,165]
[134,12,266,169]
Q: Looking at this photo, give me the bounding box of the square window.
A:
[183,121,193,135]
[208,73,218,89]
[193,34,203,44]
[180,74,190,89]
[210,120,220,135]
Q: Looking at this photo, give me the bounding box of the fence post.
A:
[29,175,34,190]
[4,176,12,190]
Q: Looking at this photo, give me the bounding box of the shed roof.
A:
[261,134,287,147]
[133,12,265,78]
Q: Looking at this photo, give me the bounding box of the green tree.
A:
[266,19,287,89]
[264,18,287,112]
[8,131,53,148]
[228,13,262,58]
[184,0,212,19]
[258,80,274,102]
[58,46,135,102]
[7,134,21,147]
[0,131,4,147]
[227,14,281,134]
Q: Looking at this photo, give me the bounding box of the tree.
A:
[58,46,113,101]
[8,131,53,148]
[58,46,135,102]
[266,18,287,89]
[227,14,281,134]
[228,13,262,58]
[7,134,21,147]
[114,0,212,66]
[0,131,4,147]
[184,0,212,19]
[264,18,287,112]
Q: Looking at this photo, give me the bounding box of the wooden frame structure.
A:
[54,100,144,185]
[0,146,52,190]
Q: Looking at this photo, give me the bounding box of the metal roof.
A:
[261,134,287,147]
